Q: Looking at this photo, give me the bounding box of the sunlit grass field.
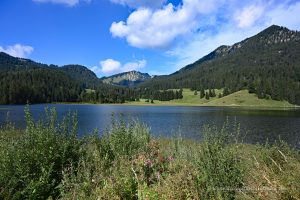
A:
[125,89,297,108]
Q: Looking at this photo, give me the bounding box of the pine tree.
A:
[223,87,230,96]
[200,89,205,99]
[205,92,210,100]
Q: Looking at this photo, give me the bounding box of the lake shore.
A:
[53,89,299,110]
[53,101,300,111]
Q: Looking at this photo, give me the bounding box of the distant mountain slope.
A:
[141,25,300,104]
[0,52,53,71]
[101,71,151,87]
[0,52,132,104]
[0,52,102,89]
[60,65,102,89]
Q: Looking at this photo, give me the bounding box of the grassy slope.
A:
[203,90,295,108]
[125,89,297,108]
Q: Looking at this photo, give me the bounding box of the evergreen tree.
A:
[200,89,205,99]
[205,92,210,100]
[223,88,230,96]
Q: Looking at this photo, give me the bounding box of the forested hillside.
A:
[0,53,134,104]
[140,25,300,104]
[60,65,102,89]
[0,68,81,104]
[0,52,182,104]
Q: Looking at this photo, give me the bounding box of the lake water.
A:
[1,104,300,147]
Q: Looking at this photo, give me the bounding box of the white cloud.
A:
[93,58,147,75]
[167,25,263,71]
[100,59,121,74]
[32,0,90,6]
[122,59,146,71]
[266,1,300,31]
[110,0,166,9]
[234,4,265,28]
[110,0,223,49]
[0,44,34,58]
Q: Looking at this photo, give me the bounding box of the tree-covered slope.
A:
[0,53,140,104]
[141,25,300,104]
[0,52,53,71]
[0,68,82,104]
[60,65,102,89]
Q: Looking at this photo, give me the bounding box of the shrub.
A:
[0,106,82,200]
[196,122,244,199]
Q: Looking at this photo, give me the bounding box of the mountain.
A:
[141,25,300,105]
[0,53,82,104]
[0,52,138,104]
[0,52,104,89]
[101,70,151,87]
[0,52,53,71]
[60,65,102,89]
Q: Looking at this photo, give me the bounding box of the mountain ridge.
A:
[101,70,151,87]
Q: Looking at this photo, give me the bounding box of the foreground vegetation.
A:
[0,108,299,199]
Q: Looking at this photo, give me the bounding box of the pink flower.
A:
[168,156,174,161]
[144,159,152,167]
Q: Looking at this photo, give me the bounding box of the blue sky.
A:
[1,0,300,77]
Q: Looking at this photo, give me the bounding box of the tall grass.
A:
[0,106,299,199]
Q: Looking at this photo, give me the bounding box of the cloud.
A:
[110,0,223,49]
[100,59,121,74]
[110,0,166,9]
[0,44,34,58]
[32,0,90,6]
[92,58,147,75]
[122,59,147,72]
[234,4,265,28]
[167,25,263,71]
[266,1,300,30]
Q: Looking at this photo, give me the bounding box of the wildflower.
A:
[168,155,174,161]
[144,159,152,167]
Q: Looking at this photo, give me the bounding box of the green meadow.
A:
[124,89,297,108]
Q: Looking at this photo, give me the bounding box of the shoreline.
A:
[1,102,299,111]
[51,101,300,110]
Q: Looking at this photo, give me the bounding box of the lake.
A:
[1,104,300,147]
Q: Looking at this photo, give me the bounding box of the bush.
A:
[60,115,151,199]
[196,122,244,199]
[0,106,82,200]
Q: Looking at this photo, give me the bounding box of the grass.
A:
[125,88,223,106]
[204,90,296,108]
[0,107,299,199]
[85,89,96,93]
[124,89,298,108]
